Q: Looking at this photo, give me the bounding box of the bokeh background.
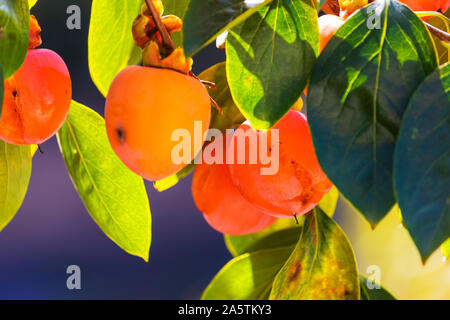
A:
[0,0,448,300]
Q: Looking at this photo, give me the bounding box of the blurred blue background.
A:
[0,0,232,299]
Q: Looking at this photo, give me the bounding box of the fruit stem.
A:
[144,0,175,54]
[424,22,450,43]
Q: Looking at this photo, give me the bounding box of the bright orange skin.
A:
[228,110,333,218]
[193,135,276,235]
[399,0,449,12]
[0,49,72,145]
[105,66,211,181]
[319,15,345,53]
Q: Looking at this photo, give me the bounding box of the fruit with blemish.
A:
[105,66,211,181]
[228,110,333,218]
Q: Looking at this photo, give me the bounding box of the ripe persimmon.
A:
[105,66,211,181]
[192,134,276,235]
[0,49,72,145]
[228,110,333,218]
[318,15,345,53]
[399,0,449,12]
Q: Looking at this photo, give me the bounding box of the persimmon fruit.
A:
[228,110,333,218]
[105,66,211,181]
[399,0,449,12]
[192,134,276,235]
[318,15,345,53]
[0,49,72,145]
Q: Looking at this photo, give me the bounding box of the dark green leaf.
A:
[225,218,302,256]
[359,275,396,300]
[199,62,245,132]
[270,208,359,300]
[88,0,142,96]
[227,0,319,129]
[183,0,273,57]
[307,0,437,226]
[163,0,191,47]
[0,0,29,79]
[394,64,450,262]
[0,141,32,231]
[202,246,294,300]
[57,101,151,261]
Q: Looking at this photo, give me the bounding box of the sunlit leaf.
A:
[0,141,32,231]
[319,186,339,217]
[57,101,151,261]
[307,0,437,226]
[227,0,319,129]
[270,208,359,300]
[394,63,450,262]
[88,0,142,96]
[202,246,293,300]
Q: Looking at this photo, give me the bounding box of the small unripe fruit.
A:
[0,49,72,145]
[192,134,276,235]
[228,110,333,218]
[105,66,211,181]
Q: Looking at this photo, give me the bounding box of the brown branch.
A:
[424,21,450,43]
[144,0,175,54]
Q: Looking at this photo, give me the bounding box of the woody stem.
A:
[144,0,175,53]
[424,22,450,43]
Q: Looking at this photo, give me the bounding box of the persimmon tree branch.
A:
[424,22,450,43]
[144,0,175,54]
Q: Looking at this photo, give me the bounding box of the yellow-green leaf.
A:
[0,141,32,231]
[88,0,142,96]
[270,208,359,300]
[57,101,151,261]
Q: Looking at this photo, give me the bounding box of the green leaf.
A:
[319,186,339,217]
[359,275,396,300]
[183,0,273,57]
[202,246,294,300]
[57,101,151,261]
[0,0,29,79]
[162,0,190,47]
[443,239,450,260]
[88,0,142,96]
[225,218,302,257]
[0,141,32,231]
[153,163,194,192]
[270,208,359,300]
[394,64,450,262]
[28,0,37,8]
[226,0,319,129]
[199,62,245,132]
[307,0,437,227]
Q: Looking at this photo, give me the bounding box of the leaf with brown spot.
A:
[270,207,359,300]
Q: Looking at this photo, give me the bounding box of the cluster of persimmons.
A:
[0,0,446,236]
